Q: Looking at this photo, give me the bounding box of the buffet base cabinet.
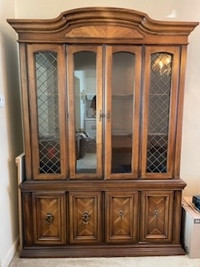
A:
[20,182,185,257]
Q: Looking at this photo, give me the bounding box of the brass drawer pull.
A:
[154,210,159,217]
[119,210,124,219]
[45,213,54,224]
[82,211,90,224]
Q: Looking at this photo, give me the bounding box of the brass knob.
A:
[154,210,159,217]
[119,210,124,219]
[82,211,90,224]
[45,213,54,224]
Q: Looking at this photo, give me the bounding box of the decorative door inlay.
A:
[106,192,138,242]
[69,192,101,243]
[141,191,173,242]
[32,193,66,244]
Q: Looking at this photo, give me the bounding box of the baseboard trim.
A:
[1,237,19,267]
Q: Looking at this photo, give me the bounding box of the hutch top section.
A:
[7,7,199,44]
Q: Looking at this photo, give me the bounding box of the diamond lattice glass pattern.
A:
[146,53,172,173]
[35,51,61,174]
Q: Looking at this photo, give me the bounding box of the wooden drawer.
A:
[32,192,66,245]
[69,192,102,243]
[105,191,138,243]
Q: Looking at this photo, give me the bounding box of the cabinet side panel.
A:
[19,44,32,179]
[174,46,187,178]
[173,190,182,244]
[22,193,33,246]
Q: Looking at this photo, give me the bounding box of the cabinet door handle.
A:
[99,111,111,122]
[99,110,105,122]
[119,210,124,219]
[82,211,90,224]
[45,213,54,224]
[154,210,159,217]
[107,111,111,122]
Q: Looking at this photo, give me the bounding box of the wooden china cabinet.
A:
[8,7,198,257]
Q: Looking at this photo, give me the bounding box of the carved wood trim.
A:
[64,25,144,40]
[32,193,66,245]
[69,192,102,243]
[105,191,138,243]
[140,191,173,242]
[7,7,198,43]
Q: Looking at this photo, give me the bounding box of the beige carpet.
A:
[9,253,200,267]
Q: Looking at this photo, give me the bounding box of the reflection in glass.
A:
[111,52,135,173]
[74,51,97,173]
[35,51,61,174]
[146,53,172,173]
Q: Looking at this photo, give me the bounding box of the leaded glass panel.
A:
[146,53,172,173]
[34,51,61,174]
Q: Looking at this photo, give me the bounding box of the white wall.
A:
[2,0,200,264]
[0,0,23,266]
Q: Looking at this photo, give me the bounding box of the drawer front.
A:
[32,192,66,245]
[69,192,102,243]
[140,191,173,242]
[105,191,138,243]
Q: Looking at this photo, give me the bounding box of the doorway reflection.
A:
[73,51,97,173]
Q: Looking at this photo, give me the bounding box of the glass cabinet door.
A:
[141,46,180,178]
[28,44,68,179]
[67,46,103,179]
[105,46,141,179]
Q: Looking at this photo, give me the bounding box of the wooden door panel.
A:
[69,192,102,243]
[140,191,173,242]
[27,44,68,180]
[105,45,142,179]
[67,45,103,179]
[141,46,180,179]
[32,193,66,245]
[105,192,138,243]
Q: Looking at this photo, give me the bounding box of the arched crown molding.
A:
[7,7,199,43]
